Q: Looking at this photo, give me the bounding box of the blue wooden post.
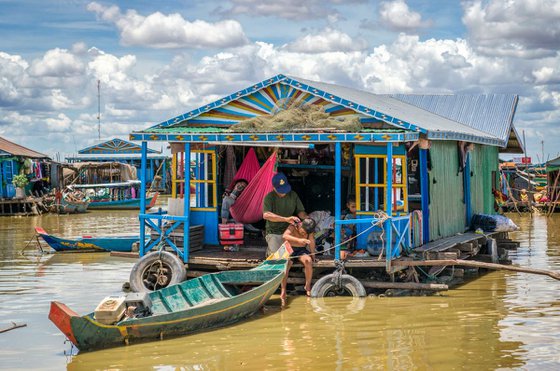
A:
[334,142,342,261]
[139,141,148,257]
[419,148,430,244]
[385,143,393,271]
[464,152,472,225]
[149,159,154,186]
[183,143,191,263]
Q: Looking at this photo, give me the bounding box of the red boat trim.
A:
[148,193,159,209]
[49,301,79,346]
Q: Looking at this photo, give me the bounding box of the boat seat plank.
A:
[162,285,192,312]
[149,291,173,315]
[179,281,212,307]
[199,274,232,299]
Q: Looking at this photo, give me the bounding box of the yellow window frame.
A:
[171,149,217,211]
[354,154,408,215]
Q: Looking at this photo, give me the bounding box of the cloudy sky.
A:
[0,0,559,162]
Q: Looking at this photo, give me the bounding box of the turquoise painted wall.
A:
[469,145,499,215]
[428,141,466,240]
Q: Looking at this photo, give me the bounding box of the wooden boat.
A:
[35,227,141,253]
[59,192,90,214]
[49,244,292,352]
[67,180,158,210]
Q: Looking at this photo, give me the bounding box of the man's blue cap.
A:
[272,172,291,194]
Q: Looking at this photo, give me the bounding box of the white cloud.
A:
[29,48,84,77]
[532,66,559,85]
[87,2,248,49]
[379,0,432,32]
[46,113,72,132]
[284,28,368,53]
[462,0,560,58]
[218,0,367,20]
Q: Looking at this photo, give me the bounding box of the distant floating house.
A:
[0,136,50,199]
[65,138,169,191]
[546,155,560,206]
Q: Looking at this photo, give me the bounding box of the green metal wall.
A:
[428,141,466,240]
[469,145,498,215]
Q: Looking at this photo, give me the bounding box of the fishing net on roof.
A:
[230,152,277,224]
[230,104,363,132]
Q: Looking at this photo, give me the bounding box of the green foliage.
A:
[12,174,29,188]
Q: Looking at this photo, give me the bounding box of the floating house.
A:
[546,155,560,209]
[0,136,51,215]
[128,74,522,288]
[65,138,169,191]
[0,136,50,198]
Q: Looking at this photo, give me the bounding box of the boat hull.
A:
[49,258,289,351]
[35,227,139,252]
[59,196,90,214]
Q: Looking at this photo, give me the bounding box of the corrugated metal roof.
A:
[547,155,560,166]
[390,94,518,145]
[0,136,49,159]
[284,75,499,142]
[139,74,518,146]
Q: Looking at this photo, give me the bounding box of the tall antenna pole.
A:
[541,140,544,165]
[97,79,101,141]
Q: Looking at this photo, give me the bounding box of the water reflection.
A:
[0,213,559,369]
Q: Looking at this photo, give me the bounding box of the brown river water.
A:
[0,212,559,370]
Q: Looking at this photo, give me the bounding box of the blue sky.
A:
[0,0,559,162]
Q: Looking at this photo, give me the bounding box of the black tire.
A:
[129,251,186,292]
[311,273,366,298]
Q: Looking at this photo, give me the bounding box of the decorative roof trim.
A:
[130,132,419,143]
[152,75,288,129]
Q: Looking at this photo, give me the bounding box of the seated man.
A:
[221,179,248,224]
[281,218,317,301]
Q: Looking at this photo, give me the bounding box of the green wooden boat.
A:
[49,244,292,352]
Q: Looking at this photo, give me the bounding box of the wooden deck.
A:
[112,230,514,270]
[0,198,44,216]
[108,230,520,293]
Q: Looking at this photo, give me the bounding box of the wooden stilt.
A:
[392,259,560,281]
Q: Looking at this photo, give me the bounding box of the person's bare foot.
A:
[304,284,311,297]
[280,291,287,306]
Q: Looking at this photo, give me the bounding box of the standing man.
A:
[263,172,307,256]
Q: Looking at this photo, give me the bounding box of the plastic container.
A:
[219,223,244,245]
[94,296,126,325]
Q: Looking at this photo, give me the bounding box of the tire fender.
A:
[129,251,186,292]
[311,273,366,298]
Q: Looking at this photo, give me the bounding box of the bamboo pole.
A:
[502,172,521,215]
[392,259,560,281]
[0,322,27,334]
[287,277,449,291]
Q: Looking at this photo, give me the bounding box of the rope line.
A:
[288,211,390,260]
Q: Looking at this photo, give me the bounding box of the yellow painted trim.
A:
[191,180,216,184]
[171,153,177,198]
[191,207,216,212]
